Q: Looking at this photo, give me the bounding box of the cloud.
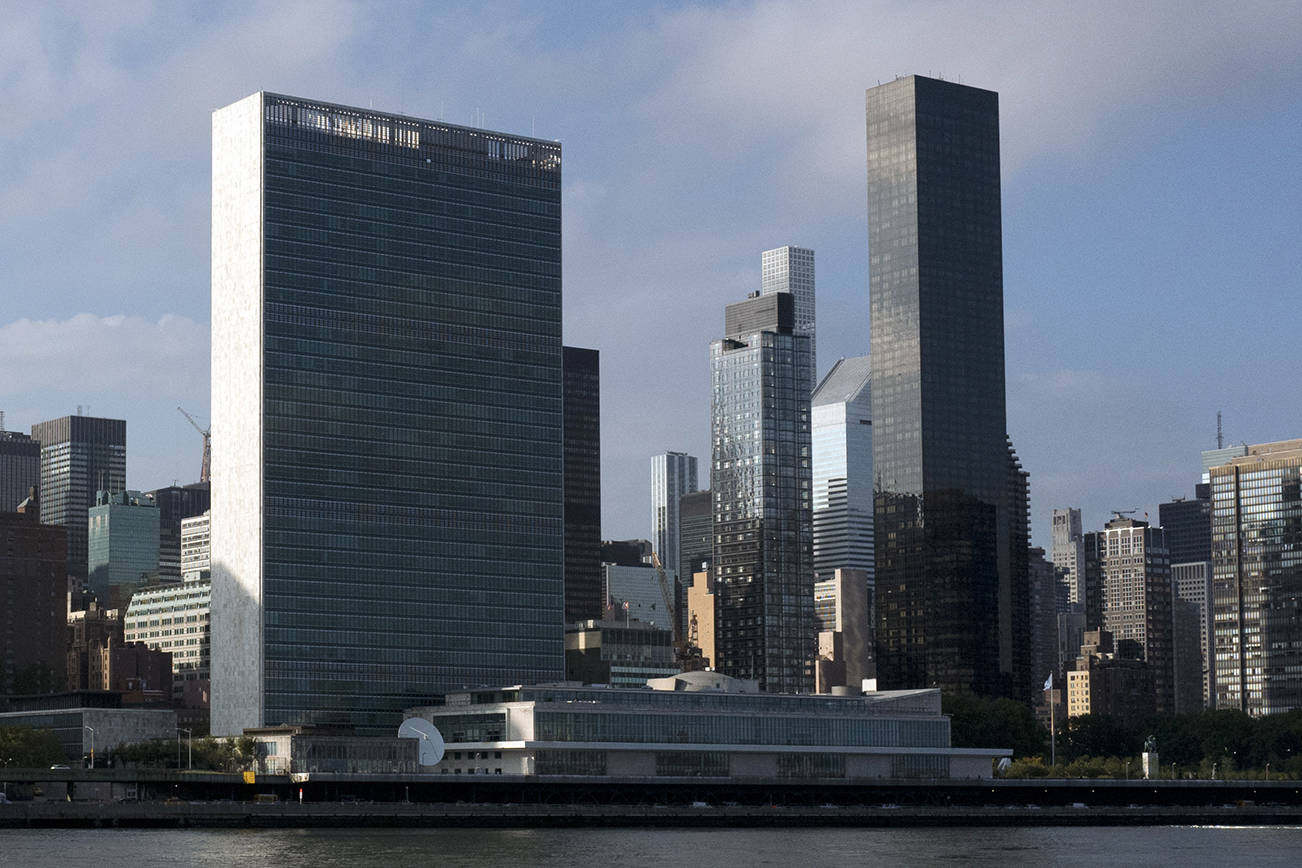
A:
[2,2,1299,540]
[0,313,209,396]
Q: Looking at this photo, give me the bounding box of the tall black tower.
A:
[562,346,602,623]
[866,76,1028,699]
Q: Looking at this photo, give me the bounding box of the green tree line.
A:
[111,736,259,771]
[945,694,1302,779]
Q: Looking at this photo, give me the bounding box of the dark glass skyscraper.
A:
[563,345,602,624]
[711,291,813,693]
[30,415,126,598]
[0,428,41,513]
[1159,483,1212,566]
[866,76,1027,699]
[211,93,564,734]
[147,482,210,582]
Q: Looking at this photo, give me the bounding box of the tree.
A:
[1062,714,1134,760]
[0,726,65,767]
[944,693,1046,757]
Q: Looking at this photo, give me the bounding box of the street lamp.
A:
[83,725,95,769]
[1211,762,1218,781]
[176,728,192,770]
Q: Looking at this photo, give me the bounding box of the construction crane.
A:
[177,407,211,484]
[651,552,704,672]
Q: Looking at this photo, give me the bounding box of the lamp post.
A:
[83,725,95,769]
[176,728,192,770]
[1211,762,1217,781]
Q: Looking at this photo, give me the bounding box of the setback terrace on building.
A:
[406,672,1007,780]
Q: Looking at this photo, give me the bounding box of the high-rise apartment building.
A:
[760,246,816,386]
[866,76,1027,699]
[0,427,41,512]
[711,290,813,693]
[210,93,564,734]
[650,452,697,580]
[1097,516,1174,712]
[1051,508,1085,609]
[1210,439,1302,715]
[87,490,161,609]
[31,415,126,597]
[811,356,873,586]
[563,346,602,624]
[0,490,67,695]
[1028,547,1059,690]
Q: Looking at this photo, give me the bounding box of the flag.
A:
[1043,672,1053,691]
[622,600,630,611]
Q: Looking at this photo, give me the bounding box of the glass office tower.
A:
[0,428,41,514]
[711,292,814,693]
[31,415,127,598]
[1210,439,1302,715]
[563,346,602,624]
[650,452,698,579]
[211,93,564,735]
[811,355,873,585]
[866,76,1027,699]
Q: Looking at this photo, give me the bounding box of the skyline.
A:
[2,2,1300,548]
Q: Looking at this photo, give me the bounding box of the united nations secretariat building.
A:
[407,672,1007,781]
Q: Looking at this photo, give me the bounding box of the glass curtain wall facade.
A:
[563,346,602,624]
[760,246,816,387]
[811,355,873,585]
[0,429,41,513]
[210,92,564,735]
[87,490,161,607]
[1160,484,1212,565]
[31,415,126,597]
[711,292,813,693]
[866,76,1024,699]
[650,452,698,579]
[1210,440,1302,715]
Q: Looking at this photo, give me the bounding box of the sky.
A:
[1,0,1300,547]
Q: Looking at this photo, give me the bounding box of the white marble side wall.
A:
[210,92,265,736]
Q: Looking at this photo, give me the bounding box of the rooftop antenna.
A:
[0,410,5,431]
[1217,411,1224,449]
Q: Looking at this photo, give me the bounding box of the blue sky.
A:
[1,1,1299,546]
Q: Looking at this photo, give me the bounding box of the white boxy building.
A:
[407,672,1007,780]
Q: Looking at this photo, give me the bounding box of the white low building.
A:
[407,672,1007,780]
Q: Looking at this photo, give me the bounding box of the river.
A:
[5,826,1302,866]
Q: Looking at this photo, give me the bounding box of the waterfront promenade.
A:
[5,799,1302,828]
[4,769,1302,828]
